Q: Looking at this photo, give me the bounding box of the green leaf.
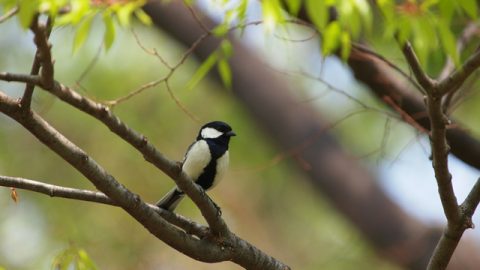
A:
[261,0,284,30]
[217,59,232,89]
[52,248,76,270]
[220,40,233,58]
[459,0,477,19]
[340,31,351,60]
[103,12,116,51]
[237,0,248,23]
[284,0,301,16]
[306,0,328,30]
[18,0,39,28]
[439,0,455,23]
[212,23,229,37]
[134,9,152,25]
[186,52,218,90]
[354,0,373,33]
[322,21,341,56]
[438,21,459,66]
[77,249,98,270]
[73,13,95,53]
[116,2,136,27]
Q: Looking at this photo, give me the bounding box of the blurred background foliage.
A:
[1,0,480,270]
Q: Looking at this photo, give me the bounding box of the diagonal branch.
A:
[401,41,436,92]
[437,48,480,96]
[0,175,210,238]
[0,6,18,23]
[427,178,480,270]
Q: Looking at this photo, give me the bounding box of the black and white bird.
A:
[156,121,236,211]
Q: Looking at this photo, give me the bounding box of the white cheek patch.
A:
[201,127,223,139]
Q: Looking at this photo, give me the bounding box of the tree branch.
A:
[21,16,54,110]
[425,93,460,222]
[438,23,479,81]
[0,6,18,24]
[427,178,480,269]
[437,47,480,96]
[400,40,460,224]
[401,41,436,92]
[0,72,41,84]
[0,175,210,239]
[30,15,54,89]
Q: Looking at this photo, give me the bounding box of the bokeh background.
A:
[1,1,480,269]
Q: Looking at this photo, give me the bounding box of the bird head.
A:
[197,121,236,143]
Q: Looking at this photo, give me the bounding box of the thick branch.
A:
[400,40,460,223]
[427,178,480,269]
[425,94,460,223]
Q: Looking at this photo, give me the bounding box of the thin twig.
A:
[438,23,479,81]
[437,47,480,97]
[401,41,436,92]
[30,16,54,90]
[0,6,18,24]
[0,72,41,84]
[0,175,209,238]
[351,43,425,94]
[440,23,480,112]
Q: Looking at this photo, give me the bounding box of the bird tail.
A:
[156,188,185,211]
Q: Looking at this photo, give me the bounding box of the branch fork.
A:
[400,40,480,270]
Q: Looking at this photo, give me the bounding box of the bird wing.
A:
[181,140,211,181]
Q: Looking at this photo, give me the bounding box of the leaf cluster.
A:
[259,0,477,64]
[52,245,97,270]
[0,0,152,52]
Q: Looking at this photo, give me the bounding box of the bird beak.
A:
[226,131,236,137]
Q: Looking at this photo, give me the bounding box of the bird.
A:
[156,121,236,211]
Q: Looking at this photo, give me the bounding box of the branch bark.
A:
[399,31,480,270]
[21,15,54,109]
[0,175,211,239]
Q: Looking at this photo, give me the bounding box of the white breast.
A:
[182,140,211,181]
[211,150,229,189]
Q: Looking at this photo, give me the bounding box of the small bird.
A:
[156,121,236,211]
